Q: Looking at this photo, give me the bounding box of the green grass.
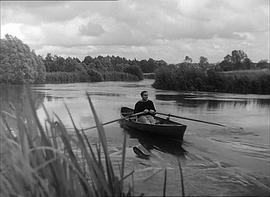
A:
[0,89,185,197]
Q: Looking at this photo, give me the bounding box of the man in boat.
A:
[134,91,156,124]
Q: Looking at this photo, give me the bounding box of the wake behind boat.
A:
[119,107,187,141]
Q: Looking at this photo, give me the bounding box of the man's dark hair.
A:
[140,91,148,97]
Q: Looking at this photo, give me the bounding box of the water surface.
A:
[1,80,269,196]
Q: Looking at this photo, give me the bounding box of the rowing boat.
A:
[120,107,187,140]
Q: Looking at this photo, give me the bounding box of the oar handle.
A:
[83,111,145,131]
[156,112,226,127]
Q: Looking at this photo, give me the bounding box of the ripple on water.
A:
[86,92,125,97]
[209,138,270,160]
[210,127,259,136]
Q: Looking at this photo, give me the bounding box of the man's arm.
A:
[149,100,156,115]
[150,100,156,111]
[134,102,140,114]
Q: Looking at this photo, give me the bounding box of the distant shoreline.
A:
[153,67,270,95]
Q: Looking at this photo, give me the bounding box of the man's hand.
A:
[149,110,156,115]
[143,109,149,113]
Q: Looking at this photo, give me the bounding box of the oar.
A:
[83,111,145,131]
[156,112,226,127]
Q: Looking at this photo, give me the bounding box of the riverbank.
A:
[153,66,270,94]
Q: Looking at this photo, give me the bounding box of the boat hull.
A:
[120,107,187,140]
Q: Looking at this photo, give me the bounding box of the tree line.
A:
[153,52,270,94]
[0,34,269,91]
[175,50,269,71]
[0,35,167,84]
[43,53,167,83]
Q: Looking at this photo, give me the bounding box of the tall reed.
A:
[0,90,134,197]
[0,89,186,196]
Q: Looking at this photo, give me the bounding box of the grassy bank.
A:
[153,66,270,94]
[0,91,185,197]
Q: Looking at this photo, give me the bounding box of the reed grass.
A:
[0,91,133,197]
[0,89,186,197]
[162,168,167,197]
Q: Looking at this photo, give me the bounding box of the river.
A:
[0,79,269,196]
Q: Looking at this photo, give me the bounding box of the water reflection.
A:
[155,93,270,110]
[45,95,75,101]
[0,85,44,112]
[0,85,45,136]
[87,92,125,97]
[122,127,186,158]
[1,81,269,195]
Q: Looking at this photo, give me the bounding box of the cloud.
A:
[1,0,269,63]
[79,22,105,37]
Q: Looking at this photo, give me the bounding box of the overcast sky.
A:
[1,0,269,63]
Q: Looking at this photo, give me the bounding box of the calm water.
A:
[1,79,269,196]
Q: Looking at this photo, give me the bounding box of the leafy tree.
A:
[147,58,157,72]
[0,34,45,84]
[113,63,125,72]
[156,60,167,67]
[138,59,155,73]
[82,56,94,65]
[257,59,269,69]
[219,60,234,71]
[242,58,252,69]
[138,59,149,73]
[55,56,65,72]
[85,69,103,82]
[153,66,176,90]
[198,56,209,70]
[219,50,252,71]
[123,65,143,80]
[64,57,85,72]
[184,56,193,64]
[231,50,248,64]
[44,53,55,72]
[224,54,232,63]
[64,57,76,72]
[103,72,139,81]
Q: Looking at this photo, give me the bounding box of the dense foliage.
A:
[0,35,46,84]
[1,34,165,84]
[45,72,80,83]
[1,35,269,91]
[153,50,269,94]
[103,71,139,81]
[45,70,103,84]
[123,65,144,80]
[153,65,270,94]
[43,54,150,83]
[217,50,269,71]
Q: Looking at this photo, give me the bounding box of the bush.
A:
[143,73,156,79]
[123,65,144,80]
[46,72,80,83]
[154,66,270,94]
[174,65,207,91]
[86,69,103,82]
[153,66,176,90]
[0,35,46,84]
[103,71,139,81]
